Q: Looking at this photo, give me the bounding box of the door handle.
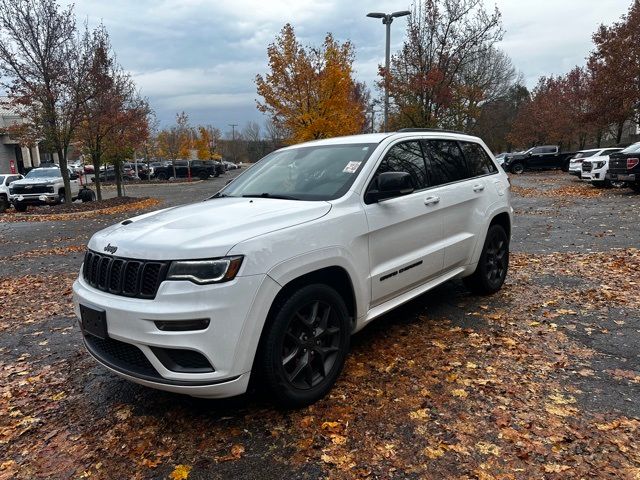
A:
[472,184,485,192]
[424,196,440,206]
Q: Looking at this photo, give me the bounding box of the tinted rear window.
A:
[423,140,468,186]
[460,142,498,176]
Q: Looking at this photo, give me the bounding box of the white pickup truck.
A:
[8,165,94,212]
[0,173,24,212]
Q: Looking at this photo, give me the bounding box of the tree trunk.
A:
[57,147,73,203]
[92,153,102,202]
[616,123,624,144]
[115,159,123,197]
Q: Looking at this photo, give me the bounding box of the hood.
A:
[11,176,61,185]
[88,197,332,260]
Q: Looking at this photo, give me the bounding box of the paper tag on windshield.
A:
[343,161,361,173]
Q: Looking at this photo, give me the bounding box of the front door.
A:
[363,140,445,306]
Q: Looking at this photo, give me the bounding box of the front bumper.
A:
[10,193,58,205]
[72,272,280,398]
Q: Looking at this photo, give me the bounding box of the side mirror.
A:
[365,171,414,203]
[70,173,79,180]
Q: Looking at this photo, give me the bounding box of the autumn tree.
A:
[587,0,640,144]
[384,0,511,131]
[194,125,222,161]
[256,24,366,143]
[77,25,143,200]
[157,112,191,178]
[102,99,151,197]
[0,0,94,202]
[472,83,529,152]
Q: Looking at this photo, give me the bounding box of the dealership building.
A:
[0,96,43,174]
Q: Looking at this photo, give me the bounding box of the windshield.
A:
[621,142,640,154]
[25,168,60,178]
[219,143,377,201]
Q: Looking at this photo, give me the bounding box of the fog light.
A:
[154,318,210,331]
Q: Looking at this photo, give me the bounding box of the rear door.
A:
[422,139,498,270]
[363,140,445,306]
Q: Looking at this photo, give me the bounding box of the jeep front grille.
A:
[82,250,169,299]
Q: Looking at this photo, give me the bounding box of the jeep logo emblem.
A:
[104,244,118,254]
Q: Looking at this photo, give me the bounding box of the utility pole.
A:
[366,10,411,133]
[229,123,238,163]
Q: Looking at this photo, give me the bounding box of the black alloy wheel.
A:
[258,284,350,407]
[280,300,341,390]
[484,233,508,288]
[463,224,509,295]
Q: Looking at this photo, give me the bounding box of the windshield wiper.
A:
[242,193,300,200]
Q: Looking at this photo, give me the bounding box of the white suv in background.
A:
[73,129,513,407]
[0,173,24,212]
[569,148,621,176]
[580,148,624,187]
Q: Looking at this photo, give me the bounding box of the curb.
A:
[4,198,160,221]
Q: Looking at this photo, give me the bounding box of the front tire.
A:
[258,284,350,408]
[510,162,524,174]
[0,196,8,213]
[630,183,640,192]
[14,202,27,212]
[463,224,509,295]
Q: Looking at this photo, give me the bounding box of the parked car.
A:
[502,145,576,174]
[607,141,640,192]
[9,165,94,211]
[493,153,508,166]
[580,148,624,187]
[223,160,241,170]
[122,162,151,180]
[568,148,622,177]
[73,129,512,406]
[0,173,24,212]
[153,160,223,180]
[92,167,139,183]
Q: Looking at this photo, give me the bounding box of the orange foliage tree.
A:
[255,24,366,143]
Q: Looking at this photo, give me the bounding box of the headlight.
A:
[594,161,605,169]
[167,256,243,284]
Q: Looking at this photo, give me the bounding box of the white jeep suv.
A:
[73,129,513,407]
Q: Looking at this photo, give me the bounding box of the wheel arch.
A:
[467,208,513,268]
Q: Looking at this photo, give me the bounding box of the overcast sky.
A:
[68,0,632,136]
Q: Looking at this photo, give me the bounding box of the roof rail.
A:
[396,128,468,135]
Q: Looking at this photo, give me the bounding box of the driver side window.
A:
[373,141,428,190]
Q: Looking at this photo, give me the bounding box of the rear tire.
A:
[463,224,509,295]
[630,183,640,192]
[156,172,167,181]
[199,171,208,180]
[258,284,350,408]
[592,181,607,189]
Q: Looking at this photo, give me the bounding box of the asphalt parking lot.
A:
[1,171,639,479]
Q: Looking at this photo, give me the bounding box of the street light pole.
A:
[366,10,411,133]
[229,123,238,163]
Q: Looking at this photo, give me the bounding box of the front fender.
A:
[266,246,369,323]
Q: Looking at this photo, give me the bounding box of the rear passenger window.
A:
[422,140,469,186]
[461,142,498,176]
[375,141,428,190]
